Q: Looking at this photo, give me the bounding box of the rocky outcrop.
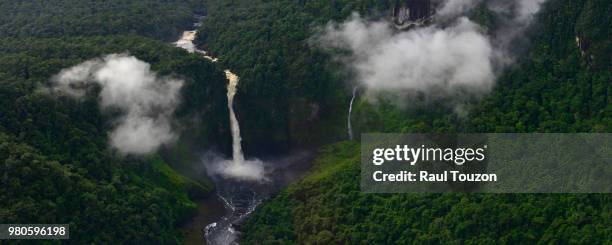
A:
[391,0,435,29]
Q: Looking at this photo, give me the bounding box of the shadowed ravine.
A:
[175,20,314,245]
[175,25,259,245]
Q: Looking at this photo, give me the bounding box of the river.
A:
[175,26,260,245]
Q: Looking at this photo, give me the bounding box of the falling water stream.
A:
[176,28,262,245]
[176,25,354,243]
[175,17,315,245]
[225,71,244,163]
[348,86,358,140]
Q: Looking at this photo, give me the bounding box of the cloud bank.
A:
[318,16,494,98]
[438,0,545,24]
[314,0,546,106]
[49,54,183,155]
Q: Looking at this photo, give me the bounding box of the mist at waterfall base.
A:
[197,65,312,244]
[314,0,546,110]
[204,154,267,182]
[174,28,316,245]
[199,64,311,244]
[175,30,267,182]
[197,70,312,243]
[199,150,313,244]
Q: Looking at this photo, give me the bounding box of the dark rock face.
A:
[405,0,432,21]
[392,0,434,25]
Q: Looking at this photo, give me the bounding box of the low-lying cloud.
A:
[437,0,546,27]
[314,0,546,107]
[317,16,494,98]
[48,54,183,155]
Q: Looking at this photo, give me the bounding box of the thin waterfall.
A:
[348,86,358,140]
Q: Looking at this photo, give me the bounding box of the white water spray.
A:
[348,86,358,140]
[175,30,218,62]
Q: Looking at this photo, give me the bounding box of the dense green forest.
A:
[0,0,204,40]
[0,36,226,244]
[220,0,611,243]
[0,0,229,243]
[196,0,394,155]
[244,142,611,244]
[198,0,609,155]
[352,0,610,134]
[0,0,610,243]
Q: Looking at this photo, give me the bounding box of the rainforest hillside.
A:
[0,0,609,243]
[0,0,228,243]
[225,0,611,243]
[197,0,609,158]
[244,142,610,244]
[196,0,396,155]
[0,0,204,40]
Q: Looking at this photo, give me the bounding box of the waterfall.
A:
[348,86,358,140]
[176,28,268,245]
[225,70,244,163]
[175,31,244,163]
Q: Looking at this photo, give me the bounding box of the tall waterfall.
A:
[176,29,266,245]
[176,31,245,164]
[176,27,313,245]
[348,86,358,140]
[225,70,244,163]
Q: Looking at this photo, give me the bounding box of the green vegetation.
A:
[352,0,610,134]
[0,0,229,243]
[0,0,204,40]
[244,142,611,244]
[0,0,609,243]
[0,35,229,243]
[463,0,610,133]
[0,130,196,243]
[197,0,393,154]
[238,0,611,243]
[199,0,609,152]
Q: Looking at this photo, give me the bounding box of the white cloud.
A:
[314,0,546,107]
[49,54,183,155]
[316,15,494,100]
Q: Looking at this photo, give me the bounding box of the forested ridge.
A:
[0,0,229,243]
[0,0,204,40]
[0,0,609,243]
[196,0,394,155]
[211,0,611,243]
[352,0,610,134]
[198,0,609,152]
[244,143,611,244]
